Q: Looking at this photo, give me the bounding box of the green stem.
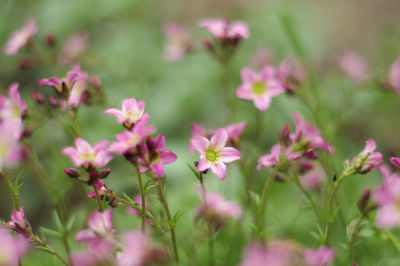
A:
[93,183,104,212]
[135,165,146,232]
[208,222,215,266]
[30,234,68,265]
[220,61,233,122]
[1,172,20,210]
[258,168,277,233]
[384,231,400,251]
[348,212,368,264]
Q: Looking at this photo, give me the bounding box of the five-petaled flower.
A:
[63,138,113,170]
[104,98,149,129]
[236,66,285,111]
[191,128,240,180]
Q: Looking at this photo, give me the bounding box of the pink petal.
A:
[160,150,177,164]
[253,96,271,111]
[391,157,400,169]
[220,147,240,163]
[197,159,211,172]
[211,163,227,180]
[236,85,253,99]
[104,108,124,122]
[190,136,209,154]
[241,68,256,83]
[151,163,165,178]
[210,128,228,149]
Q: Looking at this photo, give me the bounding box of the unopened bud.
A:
[45,33,56,47]
[64,168,80,178]
[32,91,45,105]
[17,59,35,69]
[357,189,371,213]
[98,168,111,179]
[279,125,291,147]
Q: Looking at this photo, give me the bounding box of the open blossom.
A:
[304,246,335,266]
[257,144,299,170]
[117,231,166,266]
[6,207,31,237]
[0,120,22,170]
[344,138,383,176]
[196,192,242,224]
[199,18,249,40]
[191,128,240,180]
[70,238,114,266]
[163,22,191,62]
[236,66,285,111]
[104,98,149,129]
[290,113,333,153]
[250,47,274,69]
[139,135,177,178]
[0,83,27,122]
[4,19,37,55]
[58,31,89,65]
[63,138,113,169]
[76,210,115,244]
[0,226,30,266]
[240,240,305,266]
[338,51,370,83]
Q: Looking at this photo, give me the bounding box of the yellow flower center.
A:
[252,81,267,95]
[205,146,220,163]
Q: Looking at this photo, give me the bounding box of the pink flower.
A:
[63,138,113,169]
[304,246,336,266]
[139,135,177,178]
[250,47,274,69]
[383,56,400,95]
[0,83,27,122]
[4,19,37,55]
[109,122,155,156]
[189,123,207,152]
[191,128,240,180]
[390,157,400,169]
[70,238,114,266]
[0,226,30,266]
[277,58,306,93]
[104,98,148,129]
[6,207,31,237]
[256,144,299,170]
[127,195,148,216]
[87,180,108,199]
[76,210,115,244]
[291,113,333,153]
[58,31,89,65]
[224,121,247,144]
[300,168,323,190]
[163,22,191,62]
[338,51,370,83]
[0,120,23,170]
[236,66,285,111]
[344,138,383,176]
[197,192,242,223]
[117,231,166,266]
[199,18,249,40]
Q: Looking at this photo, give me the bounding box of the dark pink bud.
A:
[48,96,59,108]
[64,168,80,178]
[32,91,45,105]
[98,168,111,179]
[279,124,291,147]
[45,33,55,46]
[357,189,371,212]
[17,59,35,69]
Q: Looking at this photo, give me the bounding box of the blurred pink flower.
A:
[199,18,249,40]
[390,157,400,169]
[0,226,30,266]
[163,22,191,62]
[338,51,370,83]
[190,123,207,152]
[139,135,177,178]
[0,120,23,170]
[300,168,324,190]
[58,31,89,65]
[63,138,113,169]
[76,210,115,245]
[104,98,149,129]
[191,128,240,180]
[236,66,285,111]
[304,246,335,266]
[4,19,37,55]
[197,191,242,223]
[278,58,306,93]
[0,83,27,122]
[257,144,299,170]
[70,238,114,266]
[250,47,274,69]
[6,207,31,237]
[344,138,383,175]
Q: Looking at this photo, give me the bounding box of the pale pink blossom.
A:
[236,66,285,111]
[0,120,23,170]
[278,58,306,92]
[0,83,27,122]
[104,98,148,129]
[224,121,247,143]
[191,128,240,180]
[70,238,114,266]
[257,144,299,170]
[300,168,324,190]
[4,19,37,55]
[304,246,336,266]
[189,123,207,152]
[199,18,249,40]
[338,51,370,83]
[63,138,113,169]
[0,226,30,266]
[197,192,242,223]
[76,210,115,244]
[58,31,89,65]
[163,22,191,62]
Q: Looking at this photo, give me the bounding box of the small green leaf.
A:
[40,227,62,238]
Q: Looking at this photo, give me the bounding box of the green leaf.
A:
[40,227,62,238]
[173,210,185,224]
[52,211,63,231]
[122,193,134,203]
[36,246,54,254]
[187,163,200,180]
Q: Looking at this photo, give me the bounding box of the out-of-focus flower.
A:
[191,128,240,180]
[70,238,114,266]
[250,47,274,69]
[390,157,400,169]
[4,19,37,55]
[76,210,115,245]
[373,169,400,229]
[6,207,31,237]
[338,51,370,83]
[0,226,30,266]
[257,144,299,171]
[300,167,324,190]
[87,180,108,199]
[236,66,285,111]
[63,138,113,170]
[190,123,207,153]
[290,113,333,153]
[277,58,306,93]
[127,195,148,217]
[383,57,400,95]
[117,230,167,266]
[343,138,383,176]
[196,191,242,226]
[0,120,23,170]
[163,22,191,62]
[58,32,88,65]
[224,121,247,147]
[199,18,249,40]
[139,135,177,178]
[240,240,305,266]
[104,98,149,129]
[0,83,27,122]
[304,246,336,266]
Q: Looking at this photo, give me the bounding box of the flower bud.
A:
[64,168,81,178]
[357,189,371,213]
[45,33,55,47]
[279,124,291,147]
[32,91,45,105]
[98,168,111,179]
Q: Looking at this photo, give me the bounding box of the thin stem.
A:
[154,177,179,263]
[348,212,367,264]
[2,172,20,210]
[30,234,68,265]
[322,173,345,245]
[93,183,104,212]
[208,222,215,266]
[258,168,277,232]
[384,230,400,251]
[135,165,146,232]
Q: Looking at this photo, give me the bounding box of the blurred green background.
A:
[1,0,400,265]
